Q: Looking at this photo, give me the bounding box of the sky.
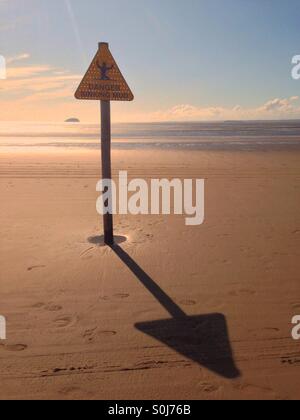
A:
[0,0,300,122]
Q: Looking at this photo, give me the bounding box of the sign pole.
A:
[75,41,134,246]
[100,99,114,245]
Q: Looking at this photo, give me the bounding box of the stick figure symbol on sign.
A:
[97,61,114,81]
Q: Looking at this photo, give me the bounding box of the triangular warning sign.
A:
[75,43,134,101]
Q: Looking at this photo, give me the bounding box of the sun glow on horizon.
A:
[1,0,300,122]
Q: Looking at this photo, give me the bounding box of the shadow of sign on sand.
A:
[111,244,240,379]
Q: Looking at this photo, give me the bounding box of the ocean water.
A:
[1,121,300,151]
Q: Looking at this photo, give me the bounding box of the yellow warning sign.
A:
[75,43,134,101]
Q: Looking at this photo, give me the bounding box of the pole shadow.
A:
[88,235,127,247]
[111,244,240,379]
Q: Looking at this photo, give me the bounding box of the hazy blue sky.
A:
[1,0,300,121]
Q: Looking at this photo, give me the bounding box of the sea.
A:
[1,120,300,152]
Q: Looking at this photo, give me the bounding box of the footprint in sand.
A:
[83,327,97,338]
[32,302,45,309]
[46,304,63,312]
[99,296,110,301]
[0,344,27,352]
[198,382,220,394]
[53,315,76,328]
[32,303,62,312]
[84,328,117,343]
[263,327,280,332]
[98,330,117,337]
[179,299,197,306]
[27,265,46,272]
[114,293,130,300]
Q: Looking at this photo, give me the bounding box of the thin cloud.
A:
[1,61,300,122]
[0,66,84,120]
[0,61,81,109]
[7,66,52,79]
[137,97,300,122]
[7,53,30,64]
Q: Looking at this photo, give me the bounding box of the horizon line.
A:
[1,118,300,125]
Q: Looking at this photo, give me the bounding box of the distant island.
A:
[65,118,80,123]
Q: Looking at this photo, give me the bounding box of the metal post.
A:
[101,100,114,245]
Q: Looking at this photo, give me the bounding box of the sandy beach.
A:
[0,147,299,400]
